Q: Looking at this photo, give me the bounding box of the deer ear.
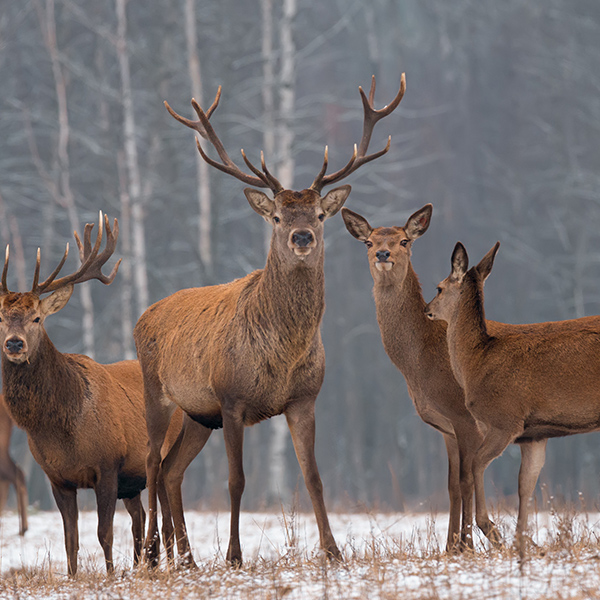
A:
[404,204,432,240]
[450,242,468,281]
[476,242,500,282]
[244,188,275,220]
[40,284,74,316]
[341,208,373,242]
[321,185,351,219]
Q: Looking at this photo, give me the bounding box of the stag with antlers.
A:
[135,75,405,567]
[0,213,180,576]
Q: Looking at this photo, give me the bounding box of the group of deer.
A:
[0,71,592,577]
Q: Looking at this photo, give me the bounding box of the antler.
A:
[31,212,122,296]
[165,87,283,195]
[310,73,406,193]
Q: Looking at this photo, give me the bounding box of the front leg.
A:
[95,474,119,573]
[222,403,245,566]
[51,484,79,577]
[285,397,340,560]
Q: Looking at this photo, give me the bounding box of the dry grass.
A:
[3,508,600,599]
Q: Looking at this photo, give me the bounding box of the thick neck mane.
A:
[1,333,85,435]
[244,244,326,348]
[373,263,447,376]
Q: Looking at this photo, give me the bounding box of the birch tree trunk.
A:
[261,0,276,255]
[184,0,213,280]
[268,0,297,505]
[116,0,149,317]
[41,0,95,357]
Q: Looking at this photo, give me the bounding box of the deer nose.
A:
[376,250,391,261]
[5,338,24,354]
[291,230,314,247]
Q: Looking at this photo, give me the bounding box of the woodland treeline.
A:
[1,0,600,513]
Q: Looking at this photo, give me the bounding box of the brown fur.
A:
[0,215,182,576]
[135,186,350,567]
[0,394,28,535]
[342,207,550,551]
[0,294,182,575]
[425,241,600,556]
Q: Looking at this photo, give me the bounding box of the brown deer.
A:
[135,75,406,567]
[342,206,549,551]
[0,213,180,575]
[423,241,600,556]
[0,394,28,536]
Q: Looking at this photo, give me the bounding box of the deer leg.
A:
[51,484,79,577]
[473,427,517,547]
[442,433,463,552]
[285,397,340,561]
[144,396,176,567]
[123,494,145,566]
[222,405,245,566]
[157,469,174,564]
[161,415,212,568]
[15,464,28,536]
[0,479,9,513]
[515,439,547,558]
[95,475,119,574]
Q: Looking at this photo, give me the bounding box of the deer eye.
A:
[436,287,442,295]
[318,213,325,222]
[273,216,280,224]
[33,317,41,323]
[365,241,373,248]
[400,239,409,247]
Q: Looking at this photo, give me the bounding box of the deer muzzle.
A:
[289,229,316,257]
[4,336,27,361]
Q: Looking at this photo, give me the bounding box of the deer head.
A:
[342,204,432,284]
[425,241,500,322]
[165,75,406,268]
[0,213,120,364]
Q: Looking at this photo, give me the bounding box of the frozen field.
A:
[1,507,600,598]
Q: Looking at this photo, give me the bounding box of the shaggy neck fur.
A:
[374,263,447,378]
[1,332,85,436]
[250,243,326,352]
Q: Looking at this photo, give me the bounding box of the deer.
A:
[0,213,181,576]
[342,206,551,552]
[134,74,406,567]
[423,240,600,556]
[0,394,28,536]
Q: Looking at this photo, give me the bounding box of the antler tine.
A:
[168,86,282,194]
[34,212,121,295]
[31,249,41,292]
[2,245,10,294]
[311,73,405,192]
[260,152,284,194]
[241,150,269,185]
[163,86,222,140]
[31,244,70,294]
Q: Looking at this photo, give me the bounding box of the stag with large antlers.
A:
[0,213,181,575]
[136,75,405,567]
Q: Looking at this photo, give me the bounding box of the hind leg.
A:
[161,415,212,567]
[124,494,146,566]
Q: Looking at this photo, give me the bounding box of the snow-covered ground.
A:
[1,507,600,598]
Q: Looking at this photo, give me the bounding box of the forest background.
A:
[1,0,599,514]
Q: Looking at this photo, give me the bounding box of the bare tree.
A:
[116,0,148,317]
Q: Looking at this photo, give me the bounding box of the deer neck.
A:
[1,332,84,435]
[445,272,490,388]
[373,263,445,377]
[254,245,325,346]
